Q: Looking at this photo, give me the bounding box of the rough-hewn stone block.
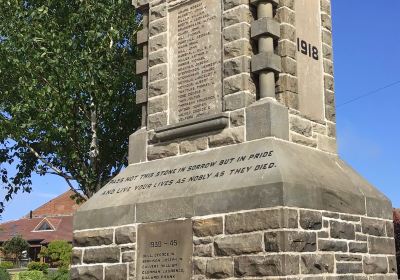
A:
[83,247,120,264]
[215,233,263,255]
[264,231,316,252]
[330,221,355,240]
[234,255,299,277]
[225,208,298,234]
[147,143,179,160]
[362,218,386,236]
[193,217,223,237]
[115,226,136,244]
[300,254,334,274]
[368,236,396,254]
[363,256,388,274]
[73,229,114,247]
[318,239,348,252]
[336,262,363,274]
[105,264,127,280]
[71,265,103,280]
[206,258,234,279]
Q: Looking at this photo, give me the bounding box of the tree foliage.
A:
[0,0,142,209]
[39,240,72,269]
[2,235,29,261]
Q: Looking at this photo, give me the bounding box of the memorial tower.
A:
[72,1,398,279]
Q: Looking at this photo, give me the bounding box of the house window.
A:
[34,220,54,231]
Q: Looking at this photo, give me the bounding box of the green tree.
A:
[39,240,72,269]
[2,235,29,264]
[0,0,142,209]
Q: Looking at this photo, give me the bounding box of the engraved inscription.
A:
[101,150,276,196]
[137,220,192,280]
[169,0,222,123]
[295,0,325,121]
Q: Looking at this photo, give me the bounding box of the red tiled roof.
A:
[0,216,73,244]
[26,190,79,218]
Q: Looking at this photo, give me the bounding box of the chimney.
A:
[29,211,32,219]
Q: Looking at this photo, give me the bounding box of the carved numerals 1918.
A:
[297,38,319,61]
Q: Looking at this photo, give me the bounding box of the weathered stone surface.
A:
[148,79,167,97]
[148,49,167,67]
[193,258,207,275]
[147,143,179,160]
[224,22,250,43]
[368,237,396,254]
[223,6,253,26]
[208,127,244,148]
[363,256,388,274]
[149,33,166,52]
[348,242,367,253]
[317,135,337,153]
[128,129,147,164]
[224,39,252,59]
[224,91,255,111]
[193,217,223,237]
[224,56,251,77]
[150,4,166,21]
[291,133,317,148]
[330,221,355,240]
[264,231,316,252]
[362,218,386,236]
[300,254,334,274]
[246,99,289,141]
[71,249,82,265]
[318,239,347,252]
[300,210,322,230]
[290,116,312,137]
[206,258,234,279]
[148,95,168,115]
[105,264,127,280]
[234,255,299,277]
[122,251,135,263]
[71,265,103,280]
[149,18,167,36]
[224,73,255,95]
[225,209,298,234]
[193,237,213,245]
[147,112,167,129]
[230,110,245,127]
[336,262,363,274]
[194,244,212,257]
[115,226,136,244]
[386,221,394,238]
[180,138,208,154]
[215,233,263,256]
[73,229,113,247]
[335,254,362,262]
[388,256,397,273]
[149,64,167,82]
[83,247,120,264]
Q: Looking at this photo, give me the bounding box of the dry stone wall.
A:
[72,207,397,280]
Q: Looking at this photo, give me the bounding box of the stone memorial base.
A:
[72,139,397,280]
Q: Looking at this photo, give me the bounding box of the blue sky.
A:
[1,0,399,221]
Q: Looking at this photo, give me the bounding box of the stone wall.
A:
[394,209,400,277]
[276,0,336,153]
[130,0,339,164]
[72,207,397,280]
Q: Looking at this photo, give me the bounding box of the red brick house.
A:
[0,190,79,261]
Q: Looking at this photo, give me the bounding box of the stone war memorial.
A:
[72,0,398,279]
